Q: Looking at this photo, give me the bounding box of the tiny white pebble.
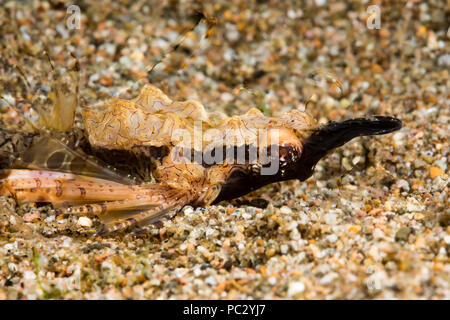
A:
[373,228,385,239]
[268,277,277,285]
[361,81,370,90]
[221,92,234,103]
[197,246,207,254]
[205,276,217,286]
[1,94,15,105]
[174,269,185,278]
[4,243,15,252]
[290,229,302,241]
[396,179,410,192]
[183,206,194,215]
[77,217,93,228]
[326,234,338,243]
[393,132,405,146]
[8,263,17,273]
[242,213,252,220]
[320,273,337,285]
[444,235,450,245]
[324,213,337,225]
[352,156,361,165]
[205,228,215,237]
[193,267,202,277]
[287,9,296,19]
[101,261,113,270]
[280,206,292,214]
[44,216,55,223]
[298,213,309,225]
[62,237,72,248]
[287,281,305,296]
[24,271,36,280]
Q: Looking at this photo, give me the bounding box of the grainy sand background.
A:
[0,0,448,299]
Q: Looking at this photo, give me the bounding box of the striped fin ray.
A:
[99,194,189,235]
[0,169,169,205]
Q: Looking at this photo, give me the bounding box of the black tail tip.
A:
[367,116,403,134]
[321,115,403,137]
[296,115,402,181]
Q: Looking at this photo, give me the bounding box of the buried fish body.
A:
[0,84,402,234]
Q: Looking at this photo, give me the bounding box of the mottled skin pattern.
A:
[80,85,318,207]
[0,84,402,234]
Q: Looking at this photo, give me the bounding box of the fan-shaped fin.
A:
[17,134,135,185]
[0,169,191,234]
[98,197,187,235]
[0,169,162,205]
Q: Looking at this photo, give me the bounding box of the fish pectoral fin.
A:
[1,168,194,235]
[97,192,190,235]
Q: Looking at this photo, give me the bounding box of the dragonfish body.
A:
[0,84,401,234]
